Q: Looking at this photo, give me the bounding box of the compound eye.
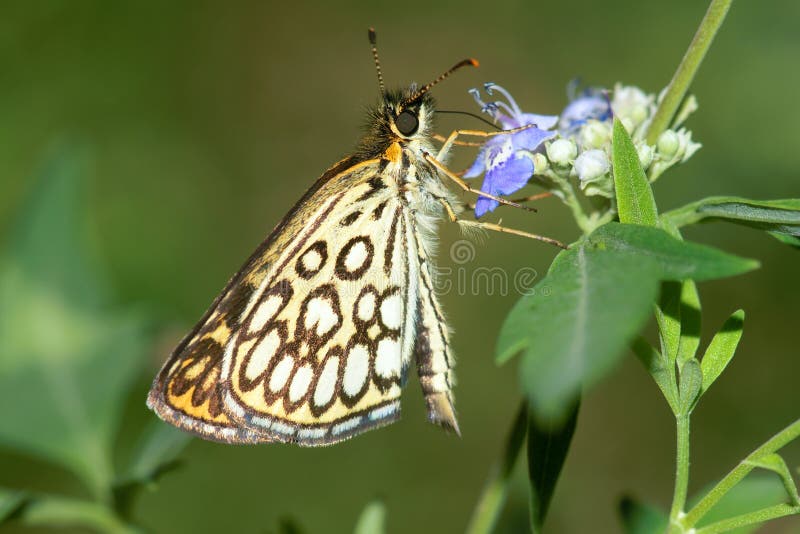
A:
[395,110,419,136]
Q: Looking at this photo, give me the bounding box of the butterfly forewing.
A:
[147,156,379,443]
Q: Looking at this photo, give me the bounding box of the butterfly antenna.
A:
[368,27,386,95]
[404,58,479,105]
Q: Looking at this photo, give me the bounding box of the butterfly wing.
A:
[147,156,379,443]
[221,169,413,446]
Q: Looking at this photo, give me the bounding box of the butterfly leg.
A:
[435,124,537,161]
[467,191,554,211]
[423,152,535,212]
[437,198,568,249]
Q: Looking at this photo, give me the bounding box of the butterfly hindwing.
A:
[221,172,413,445]
[147,156,381,443]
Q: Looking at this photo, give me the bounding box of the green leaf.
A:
[353,500,386,534]
[700,310,745,393]
[117,420,192,487]
[769,231,800,249]
[0,487,27,522]
[0,147,152,499]
[587,223,760,282]
[618,496,669,534]
[527,401,579,533]
[14,494,138,533]
[678,358,703,415]
[655,281,683,363]
[612,118,659,226]
[113,420,192,517]
[631,337,678,414]
[663,197,800,242]
[676,281,702,365]
[497,245,660,420]
[692,474,794,533]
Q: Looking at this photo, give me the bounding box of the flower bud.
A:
[532,152,549,174]
[546,138,577,165]
[579,120,611,149]
[636,143,654,169]
[657,130,679,158]
[574,149,610,182]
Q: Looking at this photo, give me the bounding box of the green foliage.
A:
[353,500,386,534]
[586,224,759,282]
[497,244,659,420]
[699,310,744,394]
[0,147,188,531]
[619,497,669,534]
[612,118,658,227]
[527,402,579,533]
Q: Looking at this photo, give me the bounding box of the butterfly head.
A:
[359,28,478,157]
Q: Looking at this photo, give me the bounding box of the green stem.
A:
[645,0,733,145]
[668,414,691,532]
[683,417,800,528]
[695,504,800,534]
[466,401,528,534]
[546,171,592,233]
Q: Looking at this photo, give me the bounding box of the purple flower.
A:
[557,86,612,135]
[465,83,557,218]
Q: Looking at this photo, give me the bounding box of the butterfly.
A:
[147,28,564,446]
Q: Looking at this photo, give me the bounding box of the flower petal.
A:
[492,154,534,195]
[464,146,487,178]
[511,127,556,152]
[475,196,498,218]
[474,155,534,218]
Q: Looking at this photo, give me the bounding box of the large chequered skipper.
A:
[147,29,563,446]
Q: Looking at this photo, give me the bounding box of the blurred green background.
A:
[1,1,799,532]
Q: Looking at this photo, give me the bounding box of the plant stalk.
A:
[645,0,733,145]
[668,414,692,533]
[683,418,800,528]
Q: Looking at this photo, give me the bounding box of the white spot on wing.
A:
[344,240,369,272]
[304,296,339,336]
[369,402,399,421]
[380,293,402,330]
[244,329,281,380]
[313,356,339,407]
[288,364,313,402]
[297,427,327,440]
[250,294,283,333]
[302,249,322,271]
[375,338,400,378]
[357,292,376,321]
[332,416,362,435]
[343,344,370,396]
[269,355,294,392]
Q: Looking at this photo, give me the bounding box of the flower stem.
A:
[466,401,528,534]
[645,0,733,145]
[668,414,691,533]
[683,417,800,528]
[695,504,800,534]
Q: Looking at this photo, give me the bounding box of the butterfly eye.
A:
[395,110,419,136]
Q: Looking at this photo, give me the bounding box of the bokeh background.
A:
[1,1,799,532]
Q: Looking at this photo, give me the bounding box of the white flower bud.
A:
[579,120,611,149]
[658,130,679,158]
[574,149,610,183]
[532,152,549,174]
[612,84,654,128]
[636,143,654,169]
[546,138,577,165]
